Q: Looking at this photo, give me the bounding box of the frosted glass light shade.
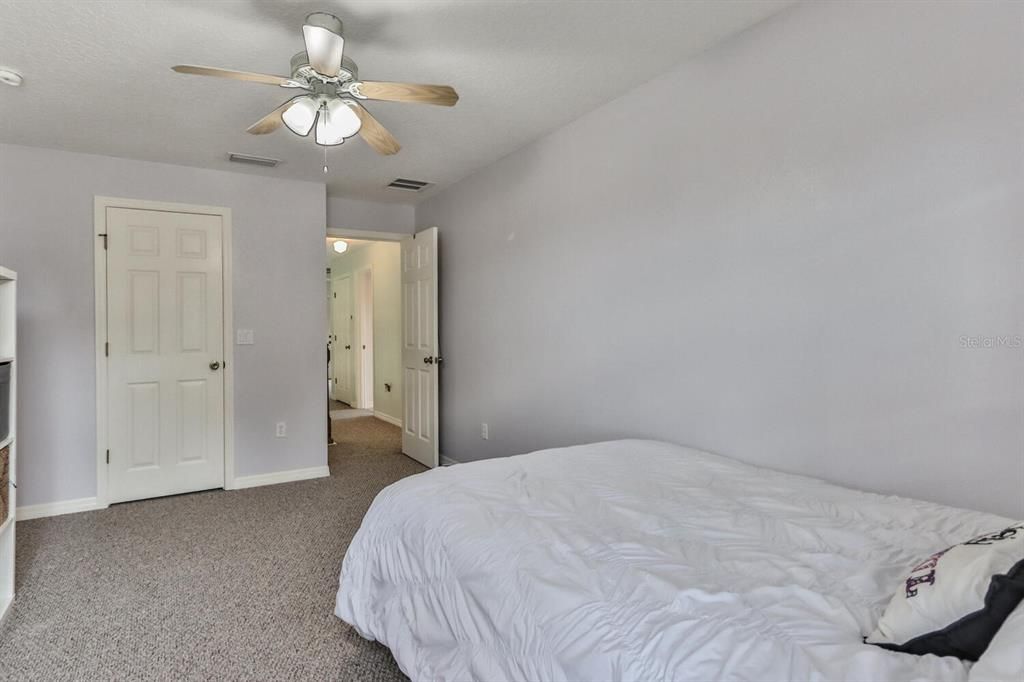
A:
[333,240,348,254]
[282,96,319,136]
[316,99,362,146]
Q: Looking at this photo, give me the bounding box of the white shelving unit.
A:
[0,266,16,623]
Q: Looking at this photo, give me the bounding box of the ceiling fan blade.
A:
[353,81,459,107]
[353,104,401,156]
[172,65,290,86]
[303,12,344,77]
[246,99,296,135]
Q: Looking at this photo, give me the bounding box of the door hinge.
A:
[333,292,336,298]
[98,233,108,250]
[105,342,109,357]
[106,449,110,464]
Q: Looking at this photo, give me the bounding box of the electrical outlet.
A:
[275,422,287,438]
[481,423,489,440]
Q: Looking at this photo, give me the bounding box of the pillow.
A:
[969,602,1024,681]
[866,523,1024,661]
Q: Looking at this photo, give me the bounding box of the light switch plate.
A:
[236,329,254,345]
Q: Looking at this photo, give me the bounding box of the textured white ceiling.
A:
[0,0,793,203]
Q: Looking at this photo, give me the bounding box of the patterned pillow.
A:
[866,524,1024,661]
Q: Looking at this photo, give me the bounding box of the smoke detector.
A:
[0,69,23,87]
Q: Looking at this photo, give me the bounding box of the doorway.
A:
[94,197,234,506]
[327,237,399,426]
[326,227,439,469]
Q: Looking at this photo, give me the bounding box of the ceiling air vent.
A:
[227,153,280,168]
[387,178,431,192]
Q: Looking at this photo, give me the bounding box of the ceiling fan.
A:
[172,12,458,159]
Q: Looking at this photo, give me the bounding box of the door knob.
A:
[423,356,434,365]
[345,345,351,350]
[209,361,221,371]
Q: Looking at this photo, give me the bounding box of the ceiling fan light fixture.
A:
[316,98,362,146]
[172,11,458,162]
[281,96,319,136]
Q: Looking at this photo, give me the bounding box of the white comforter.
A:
[336,440,1008,681]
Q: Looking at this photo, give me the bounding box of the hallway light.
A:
[333,240,349,254]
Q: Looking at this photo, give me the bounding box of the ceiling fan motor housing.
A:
[290,52,358,83]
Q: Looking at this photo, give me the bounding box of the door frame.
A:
[93,196,235,508]
[327,227,406,243]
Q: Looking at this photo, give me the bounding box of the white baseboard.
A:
[0,593,12,626]
[373,411,402,428]
[440,454,461,467]
[231,465,330,490]
[17,496,101,521]
[15,466,332,518]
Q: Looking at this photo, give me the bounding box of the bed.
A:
[335,439,1009,681]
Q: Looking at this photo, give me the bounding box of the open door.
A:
[401,227,439,468]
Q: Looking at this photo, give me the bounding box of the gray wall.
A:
[0,144,327,506]
[417,1,1024,517]
[327,196,414,233]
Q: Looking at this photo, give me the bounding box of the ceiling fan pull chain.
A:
[321,102,331,173]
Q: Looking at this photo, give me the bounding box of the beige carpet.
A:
[329,400,372,421]
[0,417,424,681]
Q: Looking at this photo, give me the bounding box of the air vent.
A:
[387,178,431,192]
[228,153,280,167]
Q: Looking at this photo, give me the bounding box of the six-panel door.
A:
[106,208,225,503]
[331,275,354,405]
[400,227,438,468]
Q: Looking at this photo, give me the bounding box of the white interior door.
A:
[106,207,225,504]
[401,227,439,468]
[326,279,334,391]
[332,276,354,404]
[354,267,374,410]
